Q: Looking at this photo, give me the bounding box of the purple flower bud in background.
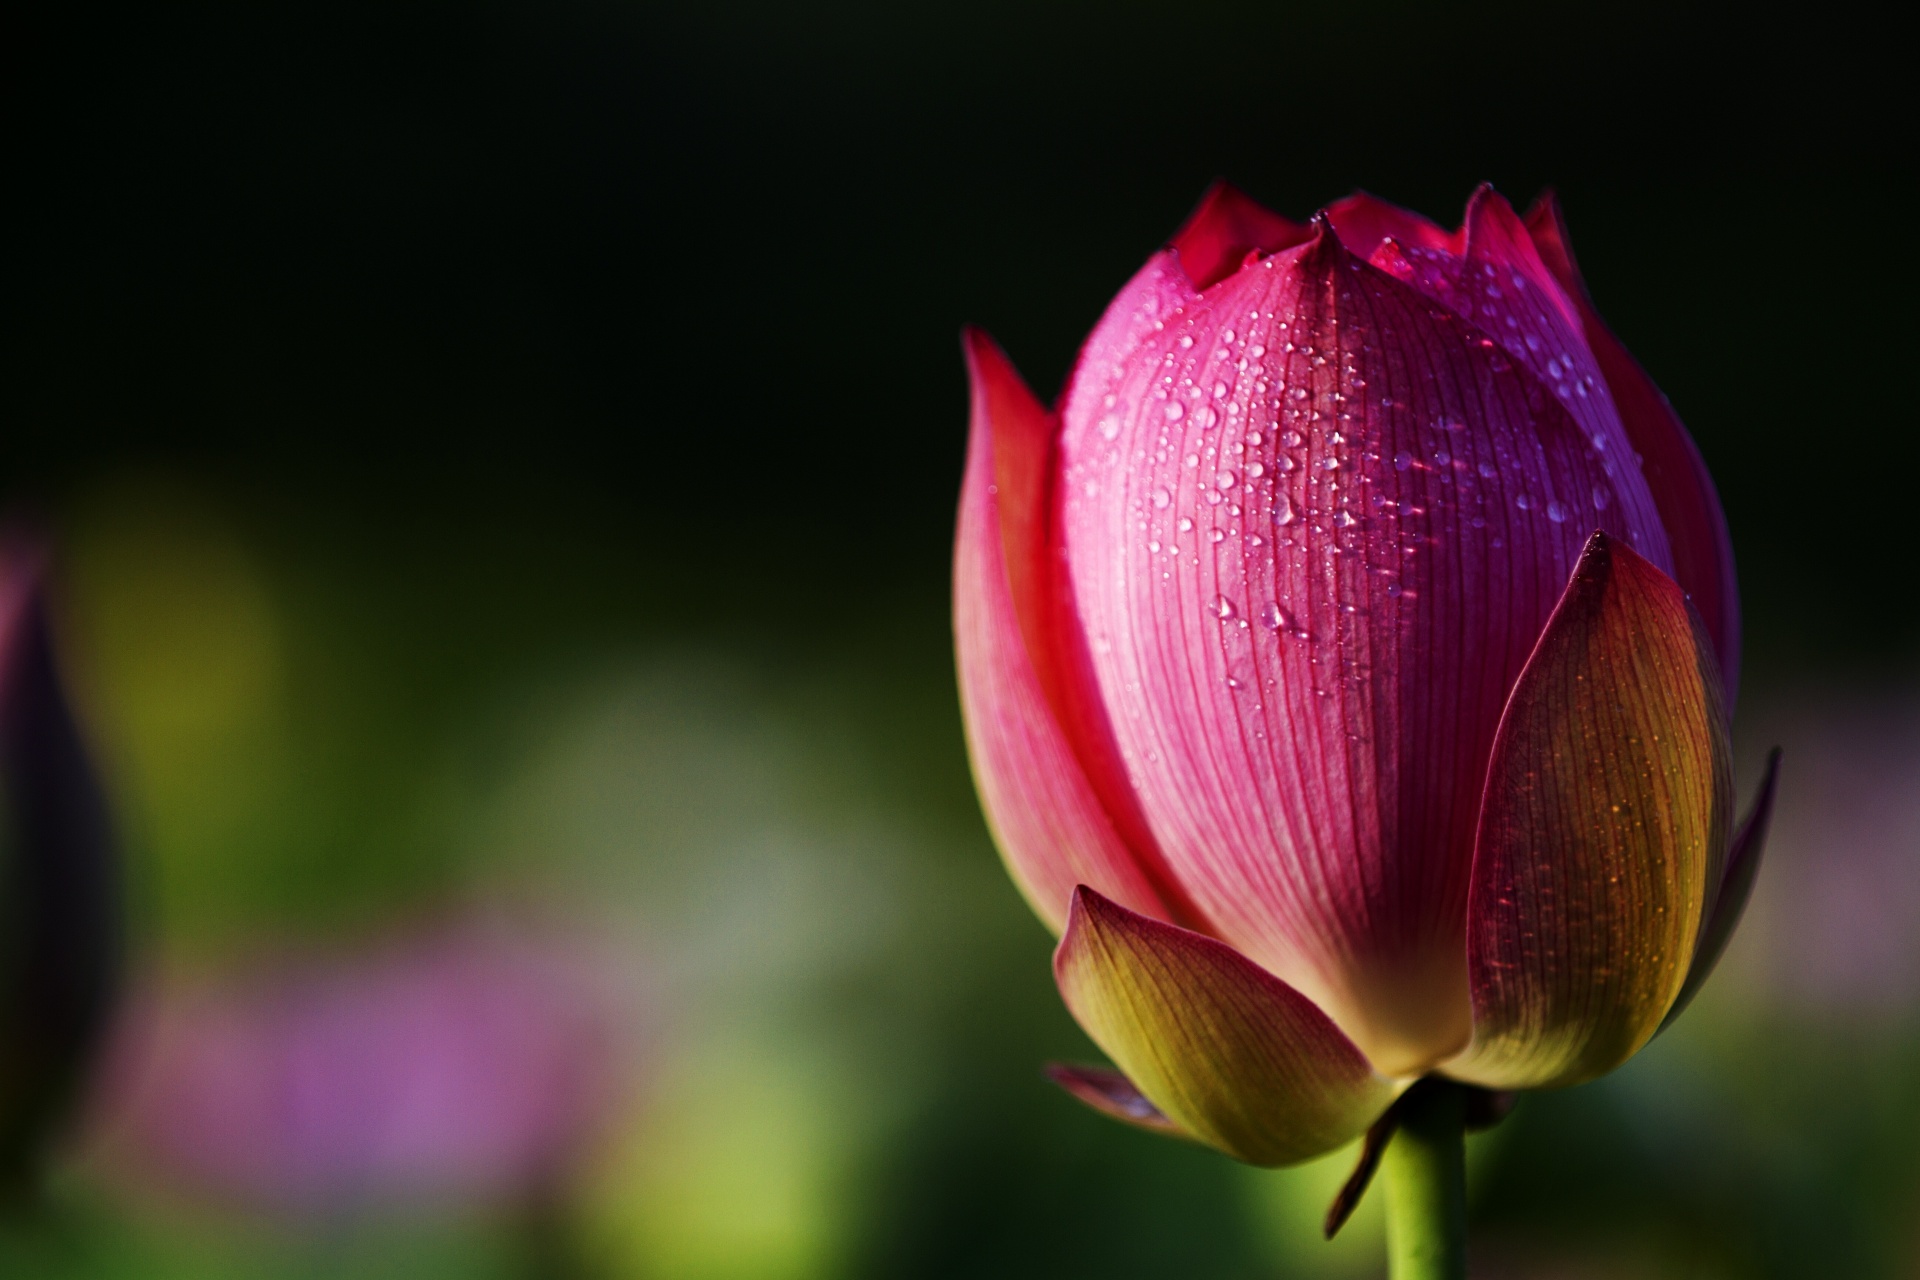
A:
[0,541,121,1190]
[90,923,634,1217]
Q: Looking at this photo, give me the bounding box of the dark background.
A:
[10,0,1915,662]
[5,3,1917,1278]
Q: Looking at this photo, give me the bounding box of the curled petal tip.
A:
[1170,182,1312,291]
[958,322,996,365]
[1520,190,1579,294]
[1323,189,1456,259]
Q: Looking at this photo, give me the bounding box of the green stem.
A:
[1381,1080,1468,1280]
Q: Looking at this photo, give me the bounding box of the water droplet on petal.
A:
[1546,500,1568,523]
[1258,602,1290,631]
[1211,595,1238,621]
[1273,495,1295,525]
[1152,487,1172,509]
[1393,450,1413,471]
[1165,401,1185,422]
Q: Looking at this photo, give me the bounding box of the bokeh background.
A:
[5,1,1916,1276]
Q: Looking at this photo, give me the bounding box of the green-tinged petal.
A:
[1053,886,1395,1166]
[1660,747,1781,1030]
[1449,532,1732,1090]
[1043,1063,1189,1140]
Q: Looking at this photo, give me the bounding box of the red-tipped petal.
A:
[1043,1063,1187,1139]
[1337,187,1648,540]
[1324,191,1458,261]
[954,329,1175,932]
[1053,887,1393,1167]
[1660,746,1781,1029]
[1170,182,1313,292]
[1053,223,1673,1074]
[1452,533,1732,1090]
[1524,192,1741,708]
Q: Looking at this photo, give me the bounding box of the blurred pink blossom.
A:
[1733,685,1920,1018]
[92,922,637,1214]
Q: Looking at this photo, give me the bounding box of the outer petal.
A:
[1053,886,1393,1167]
[1451,533,1732,1090]
[1054,223,1672,1074]
[1660,746,1781,1029]
[953,329,1174,931]
[1524,192,1741,708]
[1042,1063,1187,1139]
[1169,182,1313,292]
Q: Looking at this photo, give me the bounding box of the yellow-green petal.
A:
[1053,886,1395,1166]
[1449,532,1732,1090]
[1660,746,1781,1032]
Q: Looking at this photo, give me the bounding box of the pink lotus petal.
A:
[1169,182,1313,292]
[1324,191,1457,260]
[1334,187,1664,576]
[1524,191,1741,708]
[1053,222,1672,1075]
[954,329,1182,930]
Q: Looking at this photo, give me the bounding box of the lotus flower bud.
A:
[0,542,120,1187]
[953,185,1779,1167]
